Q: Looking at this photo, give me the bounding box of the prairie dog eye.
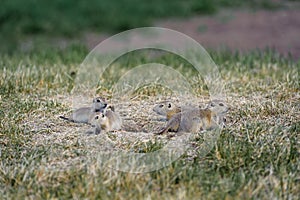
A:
[108,105,115,111]
[219,103,224,106]
[159,104,164,108]
[168,103,172,108]
[101,114,105,118]
[95,116,99,120]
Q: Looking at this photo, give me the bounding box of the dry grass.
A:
[0,49,299,199]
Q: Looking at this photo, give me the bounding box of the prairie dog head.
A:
[99,103,115,115]
[106,104,115,112]
[206,100,229,114]
[91,112,110,132]
[92,97,107,111]
[153,101,181,119]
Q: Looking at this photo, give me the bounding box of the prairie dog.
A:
[89,104,122,134]
[155,100,228,135]
[206,100,228,114]
[206,100,229,127]
[59,97,107,123]
[153,101,181,120]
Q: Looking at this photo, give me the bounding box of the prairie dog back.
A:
[105,104,122,130]
[60,96,107,123]
[156,108,213,135]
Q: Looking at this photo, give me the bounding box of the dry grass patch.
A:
[0,50,299,199]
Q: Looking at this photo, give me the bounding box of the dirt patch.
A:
[84,8,300,60]
[154,8,300,60]
[24,95,215,171]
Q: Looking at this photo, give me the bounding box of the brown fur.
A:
[155,100,228,135]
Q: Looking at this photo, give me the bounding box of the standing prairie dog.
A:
[89,104,122,134]
[59,97,107,123]
[155,100,228,135]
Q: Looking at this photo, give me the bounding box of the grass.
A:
[0,0,285,52]
[0,47,299,199]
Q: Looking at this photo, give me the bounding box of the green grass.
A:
[0,0,284,52]
[0,48,299,199]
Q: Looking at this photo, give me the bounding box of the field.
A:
[0,0,283,52]
[1,0,300,199]
[0,47,299,199]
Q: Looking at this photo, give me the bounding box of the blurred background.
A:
[0,0,299,60]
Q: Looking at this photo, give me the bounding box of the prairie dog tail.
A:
[59,116,74,122]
